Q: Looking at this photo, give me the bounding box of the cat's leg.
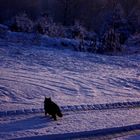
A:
[52,114,57,121]
[45,110,48,116]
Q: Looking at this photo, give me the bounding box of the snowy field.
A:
[0,34,140,139]
[0,37,140,110]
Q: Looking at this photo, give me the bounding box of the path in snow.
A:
[0,100,140,117]
[0,108,140,140]
[75,130,140,140]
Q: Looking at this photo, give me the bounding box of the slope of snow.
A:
[0,33,140,139]
[0,37,140,111]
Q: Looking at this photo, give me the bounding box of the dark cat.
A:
[44,97,63,120]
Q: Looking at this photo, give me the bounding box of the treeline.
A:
[0,0,140,33]
[0,0,140,54]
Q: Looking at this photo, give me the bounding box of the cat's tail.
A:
[57,110,63,117]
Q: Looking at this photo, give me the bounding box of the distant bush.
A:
[10,13,34,33]
[0,24,8,39]
[8,12,126,54]
[35,13,51,34]
[100,3,131,45]
[9,13,98,41]
[35,13,65,38]
[70,21,86,39]
[101,28,122,52]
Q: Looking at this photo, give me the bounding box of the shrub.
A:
[35,13,65,37]
[10,13,34,33]
[102,28,122,52]
[71,21,86,39]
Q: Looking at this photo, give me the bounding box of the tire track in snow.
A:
[14,124,140,140]
[0,68,79,104]
[0,69,140,117]
[0,69,77,93]
[0,77,58,93]
[0,77,77,96]
[0,101,140,117]
[0,86,19,102]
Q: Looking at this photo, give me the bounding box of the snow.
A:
[127,135,140,140]
[111,132,140,140]
[125,34,140,54]
[0,32,140,139]
[0,108,140,139]
[0,38,140,110]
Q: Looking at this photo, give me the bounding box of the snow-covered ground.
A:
[0,33,140,139]
[0,38,140,110]
[0,108,140,139]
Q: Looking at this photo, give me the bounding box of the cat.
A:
[44,97,63,121]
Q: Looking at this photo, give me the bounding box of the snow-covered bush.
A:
[35,13,51,34]
[100,3,131,44]
[84,31,97,41]
[126,33,140,46]
[70,21,86,39]
[102,28,122,52]
[10,13,34,33]
[35,13,65,37]
[73,38,99,53]
[128,7,140,33]
[55,24,66,38]
[0,24,9,39]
